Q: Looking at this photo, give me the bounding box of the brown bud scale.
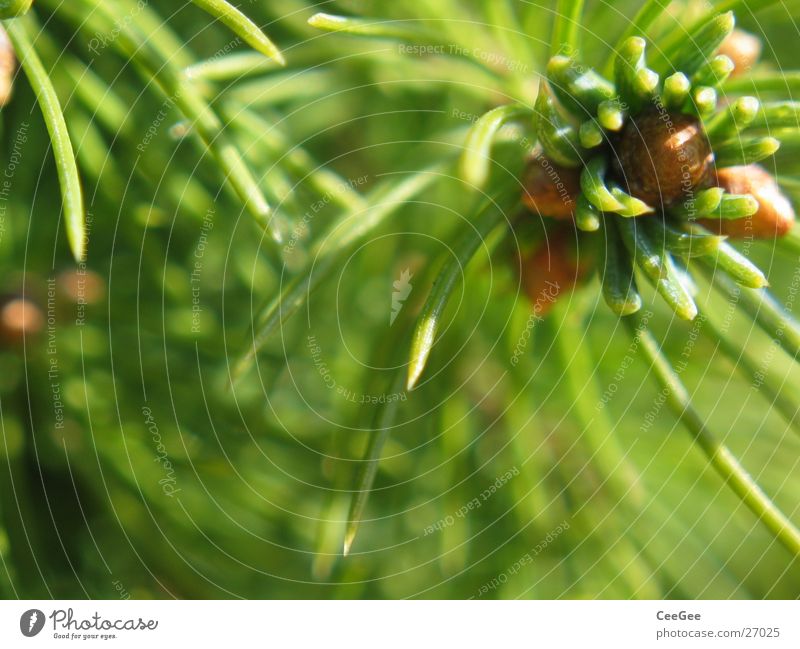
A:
[521,156,581,220]
[517,228,591,316]
[614,108,714,208]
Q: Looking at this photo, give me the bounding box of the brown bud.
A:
[517,228,590,316]
[0,26,15,107]
[698,165,795,239]
[718,29,762,77]
[522,155,580,220]
[615,108,714,207]
[1,297,43,343]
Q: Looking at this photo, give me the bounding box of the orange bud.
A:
[0,26,15,107]
[58,269,106,305]
[521,155,580,220]
[718,29,762,78]
[1,297,43,343]
[699,165,795,239]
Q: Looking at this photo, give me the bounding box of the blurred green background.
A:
[0,0,799,599]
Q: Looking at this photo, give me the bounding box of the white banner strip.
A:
[0,600,797,647]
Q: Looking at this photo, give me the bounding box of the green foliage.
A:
[0,0,799,600]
